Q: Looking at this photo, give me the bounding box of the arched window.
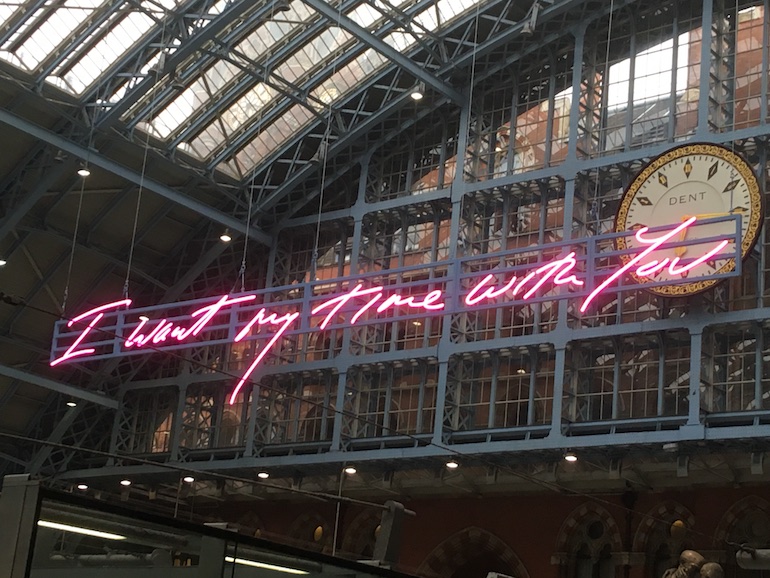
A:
[556,504,622,578]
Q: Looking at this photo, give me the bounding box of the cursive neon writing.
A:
[465,252,584,306]
[51,218,734,403]
[230,309,300,404]
[310,284,445,330]
[579,217,729,312]
[50,299,132,366]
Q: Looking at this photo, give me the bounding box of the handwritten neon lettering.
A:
[230,310,300,404]
[667,241,729,276]
[579,217,727,312]
[51,217,736,404]
[123,295,258,350]
[466,252,584,306]
[124,316,150,347]
[312,285,383,329]
[50,299,132,366]
[312,284,445,329]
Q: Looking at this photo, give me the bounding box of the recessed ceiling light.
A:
[343,466,357,475]
[119,479,132,487]
[183,476,195,483]
[257,471,270,479]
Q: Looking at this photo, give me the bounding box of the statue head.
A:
[678,550,706,577]
[700,563,724,578]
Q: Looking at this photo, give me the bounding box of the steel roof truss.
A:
[34,0,127,87]
[116,0,289,129]
[161,0,368,150]
[89,0,257,126]
[0,109,272,246]
[300,0,462,104]
[0,366,119,410]
[207,0,456,176]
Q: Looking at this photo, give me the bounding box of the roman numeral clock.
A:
[614,143,764,296]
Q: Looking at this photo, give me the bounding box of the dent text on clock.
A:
[668,191,708,205]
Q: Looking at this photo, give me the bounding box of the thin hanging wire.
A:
[61,106,97,316]
[123,23,170,300]
[331,468,345,556]
[234,63,270,295]
[61,172,87,316]
[592,0,616,219]
[311,5,345,277]
[235,180,255,294]
[465,0,483,138]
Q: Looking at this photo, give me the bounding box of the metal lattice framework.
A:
[0,0,770,506]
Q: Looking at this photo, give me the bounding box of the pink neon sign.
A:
[50,218,735,404]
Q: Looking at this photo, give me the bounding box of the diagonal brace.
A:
[0,108,272,246]
[302,0,464,104]
[0,365,119,409]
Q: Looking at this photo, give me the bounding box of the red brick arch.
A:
[417,526,531,578]
[632,501,695,552]
[713,495,770,547]
[555,501,623,553]
[341,508,380,557]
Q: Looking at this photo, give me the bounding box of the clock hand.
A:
[689,209,743,219]
[674,211,741,257]
[675,215,691,257]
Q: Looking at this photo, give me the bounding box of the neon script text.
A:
[50,217,733,403]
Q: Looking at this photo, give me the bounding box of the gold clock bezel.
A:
[614,143,763,297]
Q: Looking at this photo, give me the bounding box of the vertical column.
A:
[244,383,259,457]
[432,361,451,445]
[265,234,278,289]
[755,323,764,412]
[549,345,568,439]
[331,371,348,451]
[697,0,715,135]
[107,389,125,463]
[433,94,471,446]
[686,329,705,430]
[762,0,769,125]
[169,379,189,462]
[0,475,40,578]
[567,25,592,161]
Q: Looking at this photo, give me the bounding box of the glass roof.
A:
[0,0,485,181]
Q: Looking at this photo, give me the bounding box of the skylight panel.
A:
[236,1,317,65]
[5,1,101,71]
[384,30,416,52]
[274,27,350,83]
[58,11,156,94]
[0,5,21,27]
[149,59,241,138]
[347,3,382,29]
[433,0,479,23]
[226,104,314,172]
[189,124,226,158]
[309,48,387,107]
[219,84,277,133]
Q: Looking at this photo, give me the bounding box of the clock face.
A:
[615,143,763,296]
